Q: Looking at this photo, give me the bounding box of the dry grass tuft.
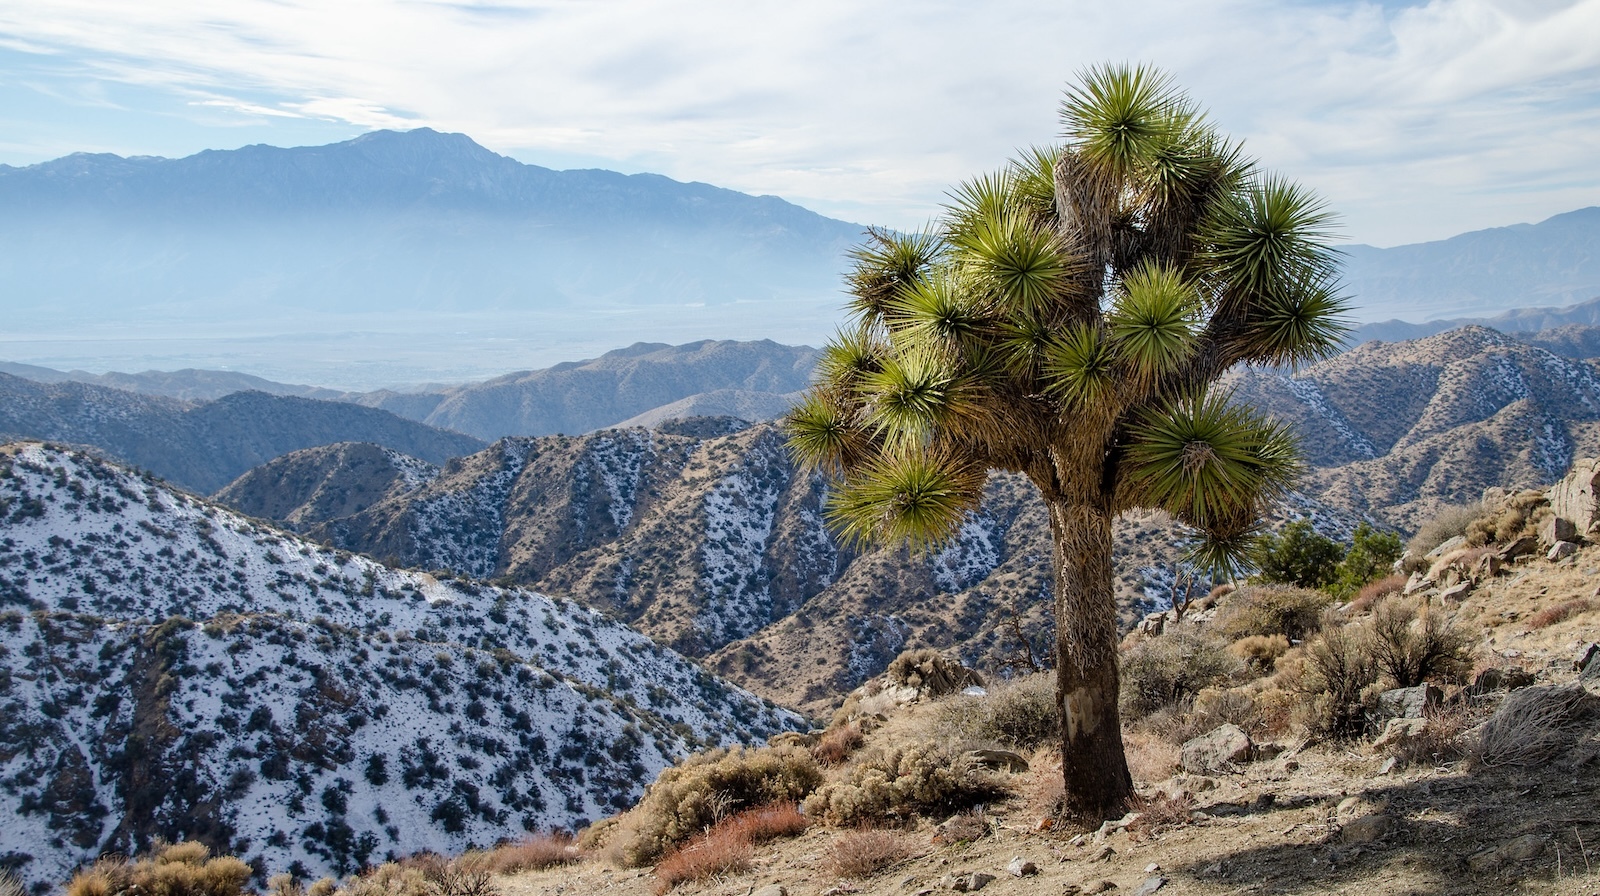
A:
[1350,574,1406,613]
[1127,792,1196,838]
[651,828,753,895]
[459,832,579,874]
[66,842,252,896]
[1470,685,1600,770]
[1122,727,1180,784]
[1,872,26,896]
[823,830,917,879]
[813,723,865,766]
[1528,598,1595,629]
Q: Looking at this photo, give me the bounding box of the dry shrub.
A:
[822,830,916,879]
[716,803,808,844]
[1218,585,1331,642]
[1126,792,1195,838]
[610,746,822,866]
[307,880,336,896]
[1528,598,1595,629]
[1463,490,1547,547]
[813,723,865,765]
[885,648,983,697]
[1121,728,1180,784]
[67,842,252,896]
[1120,631,1239,719]
[1386,703,1478,767]
[1470,685,1600,770]
[803,742,1010,827]
[651,828,752,895]
[1350,574,1406,613]
[460,832,578,874]
[1227,634,1290,673]
[1406,502,1483,562]
[0,873,23,896]
[405,856,498,896]
[1366,597,1473,687]
[334,862,431,896]
[934,809,989,844]
[1295,617,1378,738]
[934,672,1057,750]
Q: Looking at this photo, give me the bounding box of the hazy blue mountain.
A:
[1348,295,1600,345]
[1341,207,1600,322]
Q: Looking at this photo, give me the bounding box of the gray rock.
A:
[1376,683,1442,720]
[1131,877,1168,896]
[1501,833,1546,861]
[1373,716,1429,751]
[1541,515,1578,547]
[753,887,787,896]
[970,749,1029,772]
[1180,723,1254,774]
[965,872,995,892]
[1427,535,1468,558]
[1005,857,1038,877]
[1499,534,1539,561]
[1582,655,1600,697]
[1339,814,1393,844]
[1439,581,1473,602]
[1576,642,1600,672]
[1471,666,1536,694]
[1548,540,1579,561]
[1548,457,1600,536]
[1403,571,1434,595]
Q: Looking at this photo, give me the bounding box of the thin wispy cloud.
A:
[2,0,1599,245]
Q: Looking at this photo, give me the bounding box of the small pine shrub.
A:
[1365,597,1472,688]
[610,746,822,866]
[1217,585,1331,642]
[803,742,1010,827]
[1119,631,1239,719]
[822,830,917,879]
[1251,520,1345,589]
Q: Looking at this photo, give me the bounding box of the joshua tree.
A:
[786,64,1345,823]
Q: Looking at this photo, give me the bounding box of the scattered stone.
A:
[1339,814,1393,844]
[1427,535,1467,558]
[1004,857,1038,877]
[1139,611,1166,636]
[753,886,787,896]
[1254,742,1287,761]
[1471,666,1537,694]
[1081,882,1117,895]
[1092,845,1116,862]
[821,888,858,896]
[1373,716,1429,751]
[1251,792,1276,812]
[1499,535,1539,561]
[1541,515,1578,547]
[1154,779,1191,803]
[1068,834,1088,847]
[1576,643,1600,672]
[1438,580,1473,602]
[1131,877,1168,896]
[1376,683,1442,720]
[1474,551,1503,579]
[969,749,1029,772]
[1583,656,1600,697]
[1548,540,1579,561]
[767,731,815,749]
[1377,756,1397,775]
[963,873,995,892]
[1403,571,1433,595]
[1501,834,1547,861]
[1143,863,1161,873]
[1181,723,1254,774]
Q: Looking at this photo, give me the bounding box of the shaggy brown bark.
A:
[1048,499,1134,824]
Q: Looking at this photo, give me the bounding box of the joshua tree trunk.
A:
[1048,499,1135,824]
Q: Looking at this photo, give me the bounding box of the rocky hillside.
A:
[0,442,798,889]
[0,375,484,493]
[1223,326,1600,528]
[219,425,1362,715]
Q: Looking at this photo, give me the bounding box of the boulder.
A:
[1139,612,1166,636]
[1472,551,1503,579]
[1403,571,1433,595]
[1470,667,1536,694]
[1376,684,1442,720]
[1180,723,1253,774]
[1548,540,1579,562]
[1575,642,1599,672]
[1549,457,1600,536]
[1438,581,1473,602]
[1131,878,1168,896]
[1426,535,1468,559]
[1583,655,1600,697]
[1498,535,1538,561]
[1005,857,1039,877]
[1372,717,1428,751]
[1339,814,1393,844]
[1541,515,1578,547]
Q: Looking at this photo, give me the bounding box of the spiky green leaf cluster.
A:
[787,63,1347,556]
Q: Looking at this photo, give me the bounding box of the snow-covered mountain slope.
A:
[0,442,800,889]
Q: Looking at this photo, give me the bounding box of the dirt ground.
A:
[500,546,1600,896]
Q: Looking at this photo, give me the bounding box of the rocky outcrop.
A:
[1548,457,1600,537]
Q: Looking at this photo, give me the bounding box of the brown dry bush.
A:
[716,803,808,844]
[803,741,1011,827]
[1470,685,1600,770]
[1406,502,1483,563]
[1126,792,1196,838]
[1350,574,1405,613]
[459,832,579,874]
[1366,597,1473,688]
[935,672,1057,750]
[67,842,252,896]
[1385,703,1479,767]
[1121,727,1180,784]
[609,746,822,866]
[1528,598,1595,629]
[1295,617,1379,738]
[334,863,434,896]
[1120,631,1239,719]
[1227,634,1290,673]
[1463,489,1548,547]
[823,830,917,879]
[813,723,865,765]
[651,827,752,895]
[1218,585,1331,642]
[885,648,983,697]
[405,856,498,896]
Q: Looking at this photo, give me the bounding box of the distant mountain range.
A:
[0,443,798,889]
[2,128,1597,385]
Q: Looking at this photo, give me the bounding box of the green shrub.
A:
[1252,521,1344,589]
[1217,584,1331,642]
[1331,523,1404,596]
[803,742,1010,826]
[610,746,822,867]
[1119,632,1239,720]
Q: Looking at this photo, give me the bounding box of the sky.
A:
[2,1,1599,249]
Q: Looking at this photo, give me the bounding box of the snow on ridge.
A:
[382,448,439,490]
[693,431,790,644]
[584,430,653,531]
[929,512,1002,593]
[406,439,531,577]
[1281,375,1378,459]
[0,442,802,889]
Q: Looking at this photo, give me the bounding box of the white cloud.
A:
[1,0,1599,245]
